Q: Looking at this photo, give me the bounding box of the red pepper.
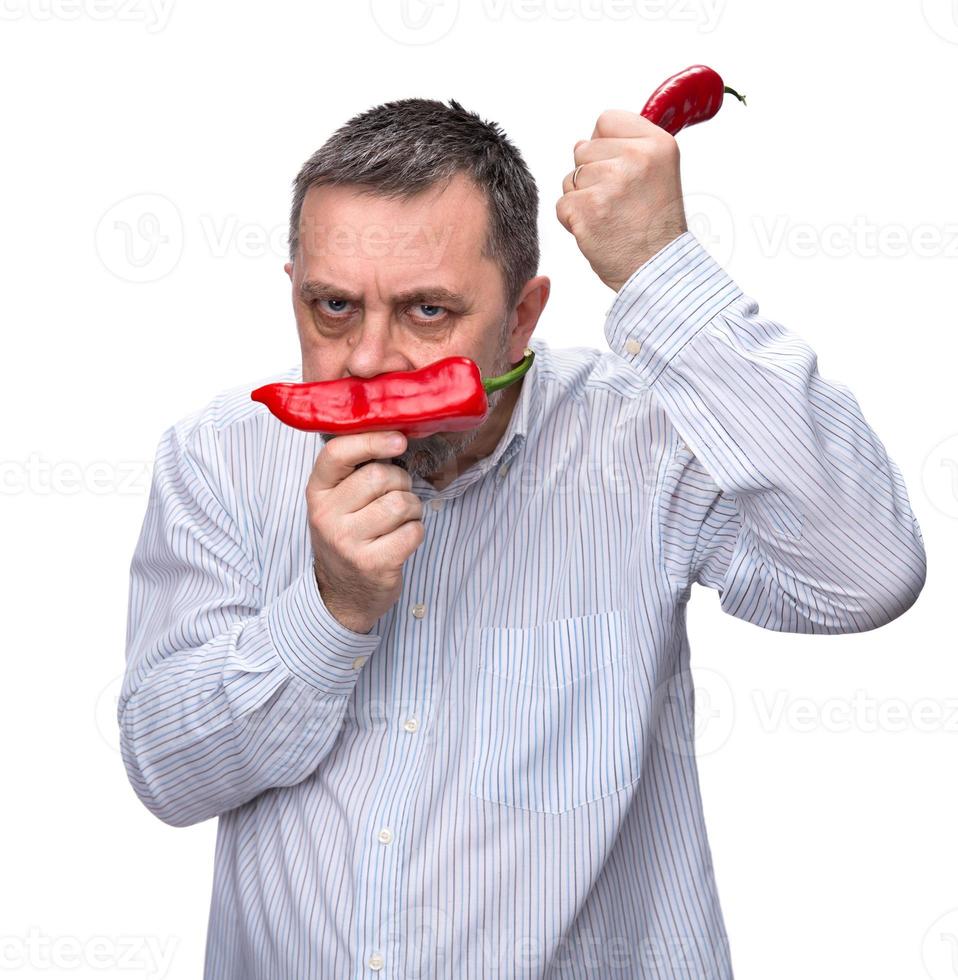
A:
[251,347,535,439]
[640,64,745,135]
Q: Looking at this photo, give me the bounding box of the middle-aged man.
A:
[120,98,927,979]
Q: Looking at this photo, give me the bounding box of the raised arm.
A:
[607,232,926,632]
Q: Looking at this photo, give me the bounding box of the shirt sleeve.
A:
[606,231,927,633]
[118,421,382,827]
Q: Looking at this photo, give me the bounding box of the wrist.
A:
[312,561,374,634]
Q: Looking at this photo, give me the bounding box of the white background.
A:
[2,1,956,977]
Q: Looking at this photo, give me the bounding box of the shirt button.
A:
[367,952,385,971]
[351,655,368,670]
[430,498,443,510]
[376,827,394,844]
[625,338,642,354]
[403,717,420,733]
[411,602,426,619]
[497,462,511,479]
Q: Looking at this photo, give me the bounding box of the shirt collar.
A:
[476,335,541,475]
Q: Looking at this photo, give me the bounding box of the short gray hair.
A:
[287,98,539,312]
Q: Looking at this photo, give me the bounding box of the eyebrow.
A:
[300,280,470,308]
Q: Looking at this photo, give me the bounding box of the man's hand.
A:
[307,430,424,635]
[557,109,688,293]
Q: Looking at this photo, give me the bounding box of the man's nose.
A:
[342,320,412,378]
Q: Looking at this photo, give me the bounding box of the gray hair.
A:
[287,98,540,313]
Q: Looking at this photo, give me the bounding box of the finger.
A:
[574,136,651,166]
[308,430,408,493]
[561,162,599,196]
[352,489,423,544]
[591,109,662,140]
[361,517,426,571]
[338,462,413,517]
[555,186,593,234]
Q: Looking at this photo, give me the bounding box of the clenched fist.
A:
[307,430,425,635]
[556,109,688,293]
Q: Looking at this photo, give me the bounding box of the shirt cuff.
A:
[604,231,744,386]
[266,565,382,696]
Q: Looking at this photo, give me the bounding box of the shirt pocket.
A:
[469,608,643,814]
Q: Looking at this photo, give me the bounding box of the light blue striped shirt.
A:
[120,231,926,979]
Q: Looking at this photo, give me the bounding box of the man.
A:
[119,98,927,978]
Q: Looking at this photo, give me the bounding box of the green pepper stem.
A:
[483,347,535,394]
[723,85,747,106]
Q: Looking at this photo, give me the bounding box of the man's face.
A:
[284,173,526,481]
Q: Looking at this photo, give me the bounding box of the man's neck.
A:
[424,375,524,492]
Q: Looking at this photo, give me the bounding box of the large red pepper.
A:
[640,64,745,135]
[251,347,534,439]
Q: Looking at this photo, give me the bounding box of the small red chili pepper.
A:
[251,347,535,439]
[640,64,746,135]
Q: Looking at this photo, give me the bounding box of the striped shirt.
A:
[119,231,926,979]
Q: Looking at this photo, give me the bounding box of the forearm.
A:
[119,566,381,827]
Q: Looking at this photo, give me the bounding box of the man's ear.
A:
[508,275,551,359]
[284,261,293,281]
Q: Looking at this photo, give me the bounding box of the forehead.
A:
[297,172,491,273]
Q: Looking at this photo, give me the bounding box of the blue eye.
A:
[415,304,446,319]
[319,299,353,315]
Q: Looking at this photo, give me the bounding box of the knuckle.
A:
[382,489,407,516]
[625,144,650,172]
[657,129,679,152]
[361,461,392,485]
[595,108,615,132]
